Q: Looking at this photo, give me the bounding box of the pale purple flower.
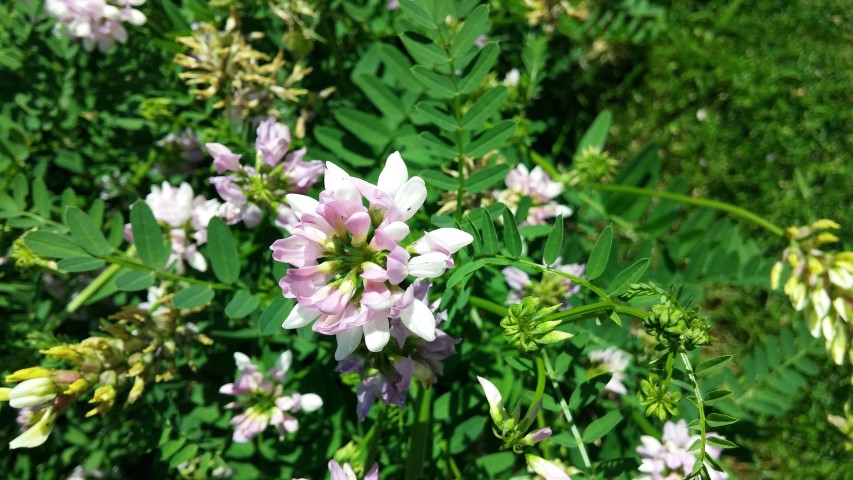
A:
[495,164,572,226]
[205,117,323,228]
[125,182,220,273]
[587,348,630,395]
[45,0,147,53]
[503,260,585,309]
[328,460,379,480]
[636,419,728,480]
[220,351,322,443]
[272,152,472,361]
[386,0,399,10]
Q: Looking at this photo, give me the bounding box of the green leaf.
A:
[314,126,376,167]
[609,258,650,296]
[206,217,240,284]
[459,43,499,93]
[576,109,612,155]
[334,108,390,147]
[420,170,459,190]
[225,291,261,319]
[415,102,457,131]
[58,257,105,273]
[420,132,458,157]
[446,257,510,288]
[502,209,522,257]
[706,437,738,449]
[169,444,199,469]
[466,120,516,158]
[258,297,292,335]
[399,0,437,30]
[401,32,447,66]
[130,201,170,270]
[543,214,564,265]
[24,231,88,259]
[704,389,733,406]
[450,5,489,57]
[173,286,215,309]
[705,413,739,427]
[31,178,50,216]
[353,75,406,120]
[115,270,156,292]
[160,438,186,460]
[480,209,499,255]
[586,226,612,280]
[582,411,623,443]
[466,163,510,193]
[695,355,733,377]
[462,86,507,130]
[411,66,456,99]
[64,207,111,257]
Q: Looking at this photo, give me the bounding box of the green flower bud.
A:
[501,297,569,353]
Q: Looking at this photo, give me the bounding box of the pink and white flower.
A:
[495,164,572,226]
[271,152,472,360]
[636,419,728,480]
[220,351,323,443]
[125,182,220,273]
[45,0,147,53]
[587,347,630,395]
[328,460,379,480]
[206,117,323,228]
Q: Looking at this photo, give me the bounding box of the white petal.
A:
[407,252,449,279]
[276,351,293,375]
[334,328,363,361]
[393,177,427,221]
[282,304,321,329]
[187,251,207,272]
[233,352,253,370]
[429,228,474,254]
[377,151,408,198]
[299,393,324,412]
[324,162,360,201]
[525,454,571,480]
[476,376,503,411]
[400,299,436,341]
[285,194,319,220]
[380,221,410,241]
[363,317,391,352]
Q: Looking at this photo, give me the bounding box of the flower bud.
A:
[6,367,53,383]
[8,378,59,408]
[501,297,566,353]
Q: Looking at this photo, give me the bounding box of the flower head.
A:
[495,164,572,226]
[328,460,379,480]
[271,152,472,360]
[125,182,220,273]
[220,351,322,443]
[45,0,147,52]
[206,117,323,228]
[636,419,728,480]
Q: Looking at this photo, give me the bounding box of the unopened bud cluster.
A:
[626,283,713,350]
[501,297,573,353]
[564,145,620,187]
[637,373,682,421]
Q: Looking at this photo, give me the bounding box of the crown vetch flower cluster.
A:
[271,152,473,360]
[125,182,220,273]
[636,419,727,480]
[220,351,322,443]
[495,164,572,226]
[45,0,147,52]
[206,117,323,228]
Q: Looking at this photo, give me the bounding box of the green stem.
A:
[404,384,433,480]
[591,183,785,237]
[66,263,121,313]
[680,350,708,475]
[542,350,591,469]
[468,296,508,317]
[102,255,234,290]
[531,356,547,408]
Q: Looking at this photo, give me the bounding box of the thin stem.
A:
[468,296,508,317]
[542,350,591,469]
[591,183,785,238]
[531,356,547,408]
[66,263,121,313]
[680,350,708,475]
[364,405,386,470]
[102,255,234,290]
